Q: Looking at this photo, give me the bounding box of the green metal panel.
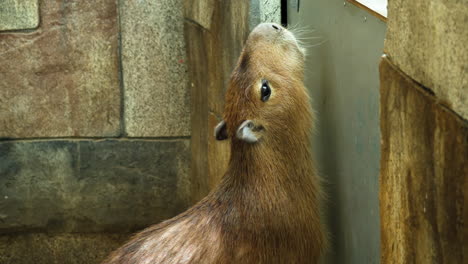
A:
[287,1,386,263]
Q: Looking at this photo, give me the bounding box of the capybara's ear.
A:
[236,120,259,143]
[214,120,228,140]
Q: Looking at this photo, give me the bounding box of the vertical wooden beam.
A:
[379,57,467,264]
[184,0,250,202]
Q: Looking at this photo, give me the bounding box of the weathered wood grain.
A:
[184,0,249,202]
[380,57,467,264]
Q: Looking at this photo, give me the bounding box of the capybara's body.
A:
[103,23,326,264]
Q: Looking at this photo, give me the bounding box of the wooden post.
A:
[184,0,250,202]
[379,57,467,264]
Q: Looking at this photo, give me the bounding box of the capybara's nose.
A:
[254,23,283,35]
[268,23,282,32]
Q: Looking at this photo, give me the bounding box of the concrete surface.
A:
[0,0,39,31]
[0,0,193,263]
[0,0,121,138]
[122,0,190,137]
[0,139,191,234]
[385,0,468,119]
[0,233,129,264]
[249,0,281,30]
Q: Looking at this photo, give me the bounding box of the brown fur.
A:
[102,23,327,264]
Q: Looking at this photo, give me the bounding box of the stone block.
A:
[0,0,120,138]
[0,139,191,233]
[0,0,39,31]
[0,233,128,264]
[385,0,468,119]
[380,57,466,264]
[122,0,190,137]
[249,0,281,30]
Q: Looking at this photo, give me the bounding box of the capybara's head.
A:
[215,23,310,145]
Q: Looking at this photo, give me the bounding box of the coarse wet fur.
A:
[102,23,327,264]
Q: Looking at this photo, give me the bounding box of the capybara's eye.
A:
[261,80,271,102]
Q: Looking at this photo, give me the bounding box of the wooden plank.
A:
[184,0,249,202]
[379,56,467,264]
[184,21,210,202]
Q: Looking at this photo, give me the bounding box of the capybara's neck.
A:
[211,131,323,255]
[215,124,319,209]
[229,138,312,183]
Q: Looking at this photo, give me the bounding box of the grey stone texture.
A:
[0,0,39,31]
[0,139,191,233]
[0,0,194,262]
[385,0,468,119]
[122,0,190,137]
[0,233,129,264]
[250,0,281,30]
[0,0,121,138]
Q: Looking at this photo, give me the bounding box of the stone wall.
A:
[0,0,281,263]
[0,0,190,263]
[380,0,467,263]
